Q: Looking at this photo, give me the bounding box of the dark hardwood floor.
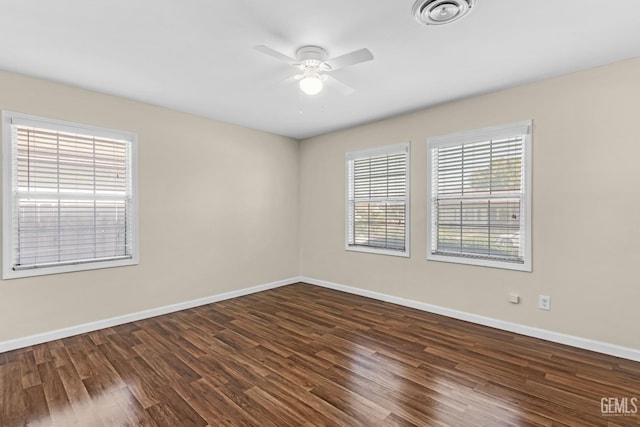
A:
[1,283,639,426]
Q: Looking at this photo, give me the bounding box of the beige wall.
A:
[2,57,639,352]
[300,57,640,350]
[0,71,300,342]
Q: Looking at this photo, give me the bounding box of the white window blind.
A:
[346,143,409,256]
[427,121,531,271]
[2,112,138,278]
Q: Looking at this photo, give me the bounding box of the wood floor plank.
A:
[1,282,639,426]
[18,350,42,389]
[37,361,72,425]
[145,385,207,427]
[1,361,28,426]
[175,378,261,427]
[261,372,361,427]
[23,384,51,426]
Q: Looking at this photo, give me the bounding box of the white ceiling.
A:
[1,0,640,139]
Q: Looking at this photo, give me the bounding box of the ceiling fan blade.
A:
[261,70,302,91]
[253,45,299,65]
[323,48,374,71]
[325,75,356,96]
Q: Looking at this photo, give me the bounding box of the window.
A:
[2,111,138,279]
[427,121,531,271]
[346,143,410,257]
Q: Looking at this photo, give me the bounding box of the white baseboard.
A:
[5,275,639,362]
[300,276,640,362]
[0,277,299,354]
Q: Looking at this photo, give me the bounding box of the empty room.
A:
[1,0,639,426]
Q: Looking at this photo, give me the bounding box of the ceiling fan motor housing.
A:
[296,46,327,67]
[412,0,477,25]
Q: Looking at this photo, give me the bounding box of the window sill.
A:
[427,252,531,272]
[346,245,410,258]
[2,257,139,280]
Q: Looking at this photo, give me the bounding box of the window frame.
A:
[2,111,139,279]
[426,121,532,271]
[345,142,410,258]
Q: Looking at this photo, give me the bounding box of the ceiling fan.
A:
[254,44,374,96]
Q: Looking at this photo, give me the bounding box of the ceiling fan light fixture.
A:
[299,75,323,95]
[412,0,477,25]
[254,44,373,97]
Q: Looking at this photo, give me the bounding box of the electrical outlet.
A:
[539,295,551,311]
[509,293,520,304]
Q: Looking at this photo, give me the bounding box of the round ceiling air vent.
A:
[412,0,477,25]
